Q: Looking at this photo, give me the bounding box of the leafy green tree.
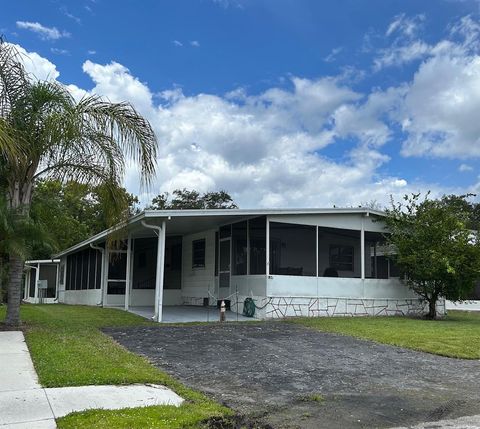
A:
[149,188,238,210]
[384,193,480,319]
[0,41,157,326]
[29,180,141,259]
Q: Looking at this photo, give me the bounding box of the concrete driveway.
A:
[104,322,480,429]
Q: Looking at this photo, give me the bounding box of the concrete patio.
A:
[125,305,254,323]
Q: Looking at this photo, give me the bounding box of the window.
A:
[232,221,247,275]
[329,245,354,271]
[249,217,266,275]
[270,222,316,276]
[192,239,206,268]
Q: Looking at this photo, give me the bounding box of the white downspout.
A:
[141,220,166,322]
[90,243,105,306]
[34,263,40,302]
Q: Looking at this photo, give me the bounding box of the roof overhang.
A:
[53,207,385,258]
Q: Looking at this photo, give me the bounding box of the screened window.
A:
[88,250,96,289]
[81,250,88,289]
[192,239,206,268]
[232,221,247,275]
[329,245,354,271]
[65,248,102,291]
[95,251,102,289]
[270,222,316,276]
[249,217,266,275]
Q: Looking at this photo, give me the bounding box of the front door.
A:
[219,238,231,299]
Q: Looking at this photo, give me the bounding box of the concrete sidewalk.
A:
[0,331,183,428]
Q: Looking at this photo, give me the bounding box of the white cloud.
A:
[400,54,480,158]
[190,40,200,47]
[386,14,425,38]
[87,50,97,55]
[324,46,343,63]
[459,163,474,172]
[16,21,70,40]
[172,40,183,47]
[50,48,69,55]
[76,59,447,208]
[10,43,59,80]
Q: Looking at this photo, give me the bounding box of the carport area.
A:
[105,322,480,429]
[122,305,253,323]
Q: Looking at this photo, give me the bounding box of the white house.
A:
[52,208,443,321]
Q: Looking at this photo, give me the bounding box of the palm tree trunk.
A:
[5,254,24,326]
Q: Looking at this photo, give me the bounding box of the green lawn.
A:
[0,304,230,429]
[292,310,480,359]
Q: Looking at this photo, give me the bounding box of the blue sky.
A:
[2,0,480,207]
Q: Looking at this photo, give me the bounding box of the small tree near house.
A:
[384,193,480,319]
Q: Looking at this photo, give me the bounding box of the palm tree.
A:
[0,40,157,326]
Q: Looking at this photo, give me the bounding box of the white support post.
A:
[157,221,166,322]
[24,272,29,300]
[124,233,132,311]
[316,225,319,277]
[142,220,166,323]
[266,217,270,276]
[91,243,106,306]
[34,263,40,301]
[360,218,365,281]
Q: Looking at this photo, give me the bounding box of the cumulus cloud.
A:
[190,40,200,47]
[74,59,448,207]
[16,21,70,40]
[10,43,59,80]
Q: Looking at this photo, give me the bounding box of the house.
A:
[52,208,443,321]
[23,259,60,304]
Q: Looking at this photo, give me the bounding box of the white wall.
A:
[267,276,417,299]
[62,290,102,306]
[181,229,216,301]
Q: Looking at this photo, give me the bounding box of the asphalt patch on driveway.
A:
[104,321,480,429]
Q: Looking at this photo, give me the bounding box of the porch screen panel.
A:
[132,238,157,289]
[29,269,36,297]
[95,250,102,289]
[232,221,247,275]
[88,249,96,289]
[66,255,72,290]
[107,253,127,294]
[269,222,316,276]
[249,216,266,275]
[39,265,57,298]
[81,250,88,289]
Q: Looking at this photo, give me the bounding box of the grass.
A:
[0,304,230,429]
[291,310,480,359]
